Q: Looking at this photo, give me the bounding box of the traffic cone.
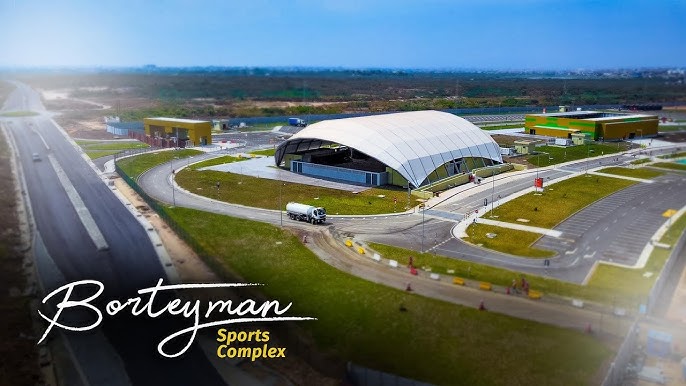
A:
[585,323,593,334]
[506,286,511,295]
[406,283,413,292]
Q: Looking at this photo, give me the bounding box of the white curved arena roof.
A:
[275,110,502,188]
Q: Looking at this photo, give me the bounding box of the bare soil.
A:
[0,129,42,386]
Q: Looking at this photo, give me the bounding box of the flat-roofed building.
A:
[524,111,658,140]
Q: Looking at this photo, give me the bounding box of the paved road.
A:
[2,83,225,386]
[139,143,685,285]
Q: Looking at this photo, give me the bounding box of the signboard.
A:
[534,178,543,189]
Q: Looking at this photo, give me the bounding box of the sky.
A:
[0,0,685,70]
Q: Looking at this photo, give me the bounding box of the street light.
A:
[421,202,425,253]
[490,167,495,217]
[170,156,178,206]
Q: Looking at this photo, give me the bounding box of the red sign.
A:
[534,178,543,189]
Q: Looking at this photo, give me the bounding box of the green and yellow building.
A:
[524,111,658,140]
[143,117,212,146]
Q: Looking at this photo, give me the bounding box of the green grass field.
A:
[116,149,203,179]
[488,175,635,228]
[527,143,630,167]
[651,162,686,171]
[659,151,686,159]
[596,167,663,179]
[477,123,524,131]
[249,148,277,157]
[630,158,651,165]
[0,111,39,117]
[175,168,412,215]
[463,223,555,258]
[159,206,611,385]
[77,140,150,159]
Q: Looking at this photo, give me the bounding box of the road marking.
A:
[48,154,109,251]
[603,227,608,232]
[595,236,600,241]
[565,248,577,255]
[584,251,596,259]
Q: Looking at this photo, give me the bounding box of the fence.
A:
[647,228,686,314]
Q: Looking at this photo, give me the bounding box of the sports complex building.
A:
[274,110,503,189]
[524,111,658,140]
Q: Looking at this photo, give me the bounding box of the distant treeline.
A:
[13,71,686,118]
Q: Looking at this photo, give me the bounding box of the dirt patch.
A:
[0,129,42,385]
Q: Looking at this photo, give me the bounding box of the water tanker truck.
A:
[288,117,307,127]
[286,202,326,224]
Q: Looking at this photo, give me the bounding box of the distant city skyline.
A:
[1,0,684,70]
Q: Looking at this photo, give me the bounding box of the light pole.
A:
[490,167,495,217]
[170,157,177,206]
[421,202,425,253]
[279,179,283,227]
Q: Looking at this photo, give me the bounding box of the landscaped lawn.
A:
[463,223,555,258]
[597,167,663,179]
[175,168,413,215]
[158,206,612,385]
[651,162,686,171]
[117,149,203,179]
[527,143,630,167]
[488,175,635,228]
[77,140,150,159]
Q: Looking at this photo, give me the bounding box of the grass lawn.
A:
[189,155,248,169]
[463,223,555,258]
[160,206,612,385]
[369,242,618,304]
[477,123,524,131]
[587,213,686,301]
[597,167,664,179]
[630,158,651,165]
[249,148,277,157]
[175,169,412,215]
[0,111,39,117]
[488,175,635,228]
[527,143,630,167]
[659,151,686,159]
[658,125,686,132]
[117,149,203,179]
[650,162,686,171]
[77,140,150,159]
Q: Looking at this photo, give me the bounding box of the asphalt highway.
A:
[2,84,225,386]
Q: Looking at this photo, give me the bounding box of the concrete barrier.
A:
[372,254,381,262]
[389,259,398,268]
[479,282,492,291]
[453,277,465,286]
[430,273,440,281]
[572,299,584,308]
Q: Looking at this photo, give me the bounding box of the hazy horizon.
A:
[1,0,685,70]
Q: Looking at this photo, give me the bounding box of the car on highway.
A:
[32,153,41,162]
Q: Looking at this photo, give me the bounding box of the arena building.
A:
[274,110,503,189]
[524,111,658,140]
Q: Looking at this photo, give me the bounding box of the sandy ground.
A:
[113,177,218,283]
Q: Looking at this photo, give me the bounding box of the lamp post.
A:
[490,167,495,217]
[421,202,425,253]
[279,179,283,227]
[170,157,177,206]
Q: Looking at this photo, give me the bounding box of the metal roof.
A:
[275,110,502,188]
[147,117,210,124]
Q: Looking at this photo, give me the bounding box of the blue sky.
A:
[1,0,684,69]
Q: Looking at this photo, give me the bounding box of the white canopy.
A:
[275,110,502,187]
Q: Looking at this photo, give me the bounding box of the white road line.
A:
[48,154,109,251]
[583,251,596,259]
